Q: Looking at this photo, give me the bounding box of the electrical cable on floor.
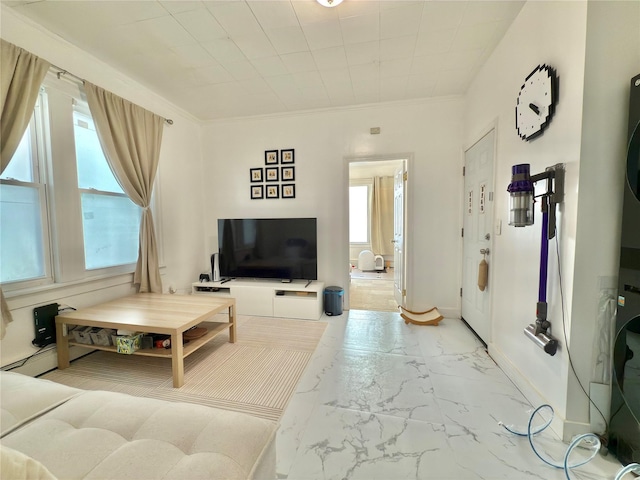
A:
[3,304,76,372]
[2,345,53,372]
[499,404,639,479]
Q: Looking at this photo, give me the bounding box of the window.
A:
[73,109,140,270]
[0,76,144,291]
[349,184,369,243]
[0,100,50,286]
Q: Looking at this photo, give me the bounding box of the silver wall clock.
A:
[516,64,558,141]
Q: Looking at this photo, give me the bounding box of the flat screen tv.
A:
[217,218,317,281]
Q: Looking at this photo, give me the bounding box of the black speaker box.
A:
[33,303,59,347]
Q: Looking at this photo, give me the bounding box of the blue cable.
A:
[615,463,640,480]
[500,404,640,480]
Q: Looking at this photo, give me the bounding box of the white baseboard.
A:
[439,307,460,319]
[488,342,570,441]
[2,345,91,377]
[588,382,610,435]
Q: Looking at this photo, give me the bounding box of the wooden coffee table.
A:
[55,293,236,388]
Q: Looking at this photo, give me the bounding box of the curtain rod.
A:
[51,64,174,125]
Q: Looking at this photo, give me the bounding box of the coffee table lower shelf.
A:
[68,321,230,359]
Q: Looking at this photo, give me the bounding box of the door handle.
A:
[480,248,490,255]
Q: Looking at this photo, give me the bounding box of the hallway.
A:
[349,267,396,312]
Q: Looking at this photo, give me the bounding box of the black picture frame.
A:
[282,183,295,199]
[250,168,263,183]
[280,149,294,164]
[251,185,264,199]
[265,150,279,165]
[266,184,279,199]
[281,166,295,181]
[265,167,279,182]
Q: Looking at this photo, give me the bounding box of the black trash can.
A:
[324,286,344,316]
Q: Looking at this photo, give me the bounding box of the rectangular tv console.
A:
[191,279,325,320]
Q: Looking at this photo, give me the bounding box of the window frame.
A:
[72,102,142,274]
[349,179,372,245]
[0,96,54,290]
[1,73,160,294]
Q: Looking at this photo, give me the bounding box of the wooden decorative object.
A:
[398,306,443,326]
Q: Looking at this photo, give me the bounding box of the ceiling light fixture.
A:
[316,0,343,7]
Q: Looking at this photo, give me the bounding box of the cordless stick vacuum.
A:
[507,163,565,356]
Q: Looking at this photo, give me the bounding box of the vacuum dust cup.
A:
[507,164,534,226]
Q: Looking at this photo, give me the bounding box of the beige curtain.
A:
[1,39,50,170]
[371,176,394,256]
[0,40,50,338]
[84,82,164,293]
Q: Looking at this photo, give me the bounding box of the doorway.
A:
[348,158,407,312]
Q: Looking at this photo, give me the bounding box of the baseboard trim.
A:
[488,342,570,441]
[2,345,91,378]
[439,307,460,319]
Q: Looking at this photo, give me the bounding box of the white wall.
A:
[568,0,640,430]
[464,1,589,437]
[201,98,464,315]
[0,7,206,370]
[465,0,640,440]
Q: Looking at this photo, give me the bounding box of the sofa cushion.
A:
[2,390,277,480]
[1,372,81,437]
[0,444,57,480]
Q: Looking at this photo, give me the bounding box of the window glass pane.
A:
[0,184,45,282]
[81,193,141,270]
[0,129,34,182]
[349,185,369,243]
[74,111,123,193]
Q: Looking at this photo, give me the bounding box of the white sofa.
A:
[0,372,277,479]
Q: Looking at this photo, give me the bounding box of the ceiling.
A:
[3,0,525,121]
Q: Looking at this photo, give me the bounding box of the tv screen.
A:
[217,218,317,280]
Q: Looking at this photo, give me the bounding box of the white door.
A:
[393,165,406,306]
[461,130,495,343]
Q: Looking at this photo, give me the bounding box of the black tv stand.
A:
[305,280,312,288]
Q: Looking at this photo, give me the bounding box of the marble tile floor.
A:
[277,310,624,480]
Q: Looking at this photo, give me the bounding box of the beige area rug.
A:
[350,267,394,280]
[349,278,398,312]
[41,317,327,422]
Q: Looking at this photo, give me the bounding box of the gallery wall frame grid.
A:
[253,148,296,199]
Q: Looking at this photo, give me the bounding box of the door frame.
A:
[461,120,499,344]
[344,154,413,311]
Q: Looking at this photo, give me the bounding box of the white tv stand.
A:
[191,279,325,320]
